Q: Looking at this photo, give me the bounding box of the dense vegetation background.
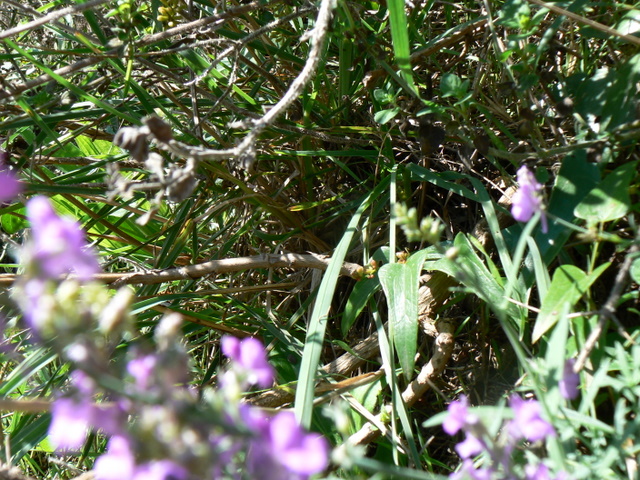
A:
[1,0,640,478]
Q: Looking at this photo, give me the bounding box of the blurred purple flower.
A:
[20,278,50,333]
[526,463,551,480]
[49,395,124,451]
[244,407,329,479]
[127,354,158,390]
[450,459,493,480]
[49,397,92,450]
[94,435,136,480]
[508,395,555,443]
[455,434,484,459]
[268,411,329,476]
[26,196,100,281]
[71,370,96,396]
[443,395,479,436]
[0,150,22,203]
[221,336,274,388]
[511,166,548,233]
[133,460,188,480]
[0,170,22,203]
[559,358,579,400]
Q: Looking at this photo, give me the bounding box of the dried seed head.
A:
[114,126,149,162]
[144,115,173,143]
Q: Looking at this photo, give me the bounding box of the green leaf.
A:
[533,263,610,343]
[342,248,389,336]
[497,0,531,29]
[1,207,27,235]
[374,107,401,125]
[533,150,600,264]
[295,178,390,429]
[429,234,512,316]
[440,73,469,99]
[386,0,416,91]
[631,257,640,284]
[378,248,432,379]
[574,161,638,225]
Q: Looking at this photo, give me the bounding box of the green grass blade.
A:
[387,0,417,92]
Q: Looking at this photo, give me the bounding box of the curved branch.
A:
[0,253,363,287]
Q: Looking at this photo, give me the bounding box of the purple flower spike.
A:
[511,166,548,233]
[559,358,580,400]
[443,395,479,436]
[508,395,555,443]
[221,336,274,388]
[27,196,100,280]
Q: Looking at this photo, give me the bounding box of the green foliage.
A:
[1,0,640,478]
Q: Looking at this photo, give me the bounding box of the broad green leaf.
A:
[379,248,432,379]
[574,161,638,225]
[440,73,469,99]
[374,107,401,125]
[533,263,610,343]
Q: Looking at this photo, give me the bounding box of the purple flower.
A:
[48,395,124,451]
[221,336,274,388]
[268,411,329,476]
[450,459,493,480]
[0,170,22,203]
[49,397,92,450]
[526,463,551,480]
[455,434,484,459]
[94,435,136,480]
[71,370,96,396]
[559,358,579,400]
[26,196,100,281]
[21,278,52,332]
[243,407,329,479]
[508,395,555,443]
[0,150,22,203]
[133,460,188,480]
[511,166,548,233]
[127,354,158,390]
[443,395,479,436]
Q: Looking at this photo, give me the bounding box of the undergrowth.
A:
[0,0,640,478]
